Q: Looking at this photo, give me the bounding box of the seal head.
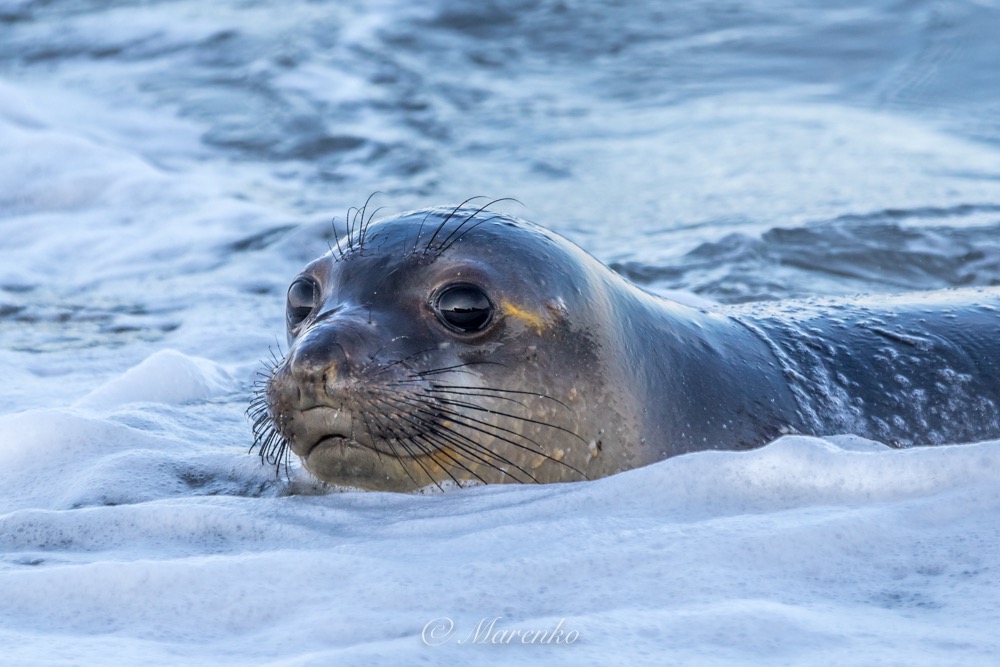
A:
[253,206,644,491]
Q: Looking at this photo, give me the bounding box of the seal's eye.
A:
[435,284,493,333]
[287,277,319,328]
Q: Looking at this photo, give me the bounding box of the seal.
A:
[250,203,1000,491]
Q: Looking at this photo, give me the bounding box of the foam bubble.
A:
[75,349,235,411]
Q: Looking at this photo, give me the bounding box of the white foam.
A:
[75,349,234,411]
[1,432,998,665]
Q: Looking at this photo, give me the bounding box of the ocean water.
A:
[2,1,1000,665]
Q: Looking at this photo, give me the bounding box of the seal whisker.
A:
[283,434,292,477]
[436,199,522,253]
[423,196,488,255]
[247,352,295,479]
[358,336,414,375]
[432,200,507,251]
[357,192,385,250]
[255,430,290,477]
[438,197,524,252]
[378,409,485,489]
[412,208,438,256]
[396,422,492,486]
[249,411,271,432]
[409,414,544,484]
[261,431,281,463]
[397,395,587,480]
[387,439,434,491]
[266,344,286,372]
[358,401,437,490]
[360,207,385,249]
[331,215,347,261]
[430,395,590,446]
[344,206,358,253]
[365,346,439,378]
[373,395,519,485]
[438,214,502,253]
[425,383,573,411]
[420,387,530,410]
[403,361,507,378]
[382,398,541,484]
[418,423,537,484]
[370,410,448,492]
[404,395,550,456]
[382,432,432,491]
[439,198,523,252]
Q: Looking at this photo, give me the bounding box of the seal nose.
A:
[284,317,369,407]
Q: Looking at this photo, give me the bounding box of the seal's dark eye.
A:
[435,284,493,333]
[287,277,319,328]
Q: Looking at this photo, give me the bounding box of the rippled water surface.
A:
[2,1,1000,665]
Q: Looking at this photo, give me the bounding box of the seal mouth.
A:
[290,405,419,461]
[303,429,431,462]
[285,405,367,458]
[305,433,351,458]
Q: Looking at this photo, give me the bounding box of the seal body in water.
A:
[252,205,1000,491]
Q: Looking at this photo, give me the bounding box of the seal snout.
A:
[266,314,423,468]
[284,323,362,408]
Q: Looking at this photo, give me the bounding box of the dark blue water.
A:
[3,0,1000,311]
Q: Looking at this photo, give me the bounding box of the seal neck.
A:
[613,284,803,456]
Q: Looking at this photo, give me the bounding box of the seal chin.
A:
[305,434,350,458]
[283,409,395,488]
[303,432,446,492]
[303,435,381,488]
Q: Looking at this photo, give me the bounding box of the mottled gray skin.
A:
[264,207,1000,491]
[736,293,1000,447]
